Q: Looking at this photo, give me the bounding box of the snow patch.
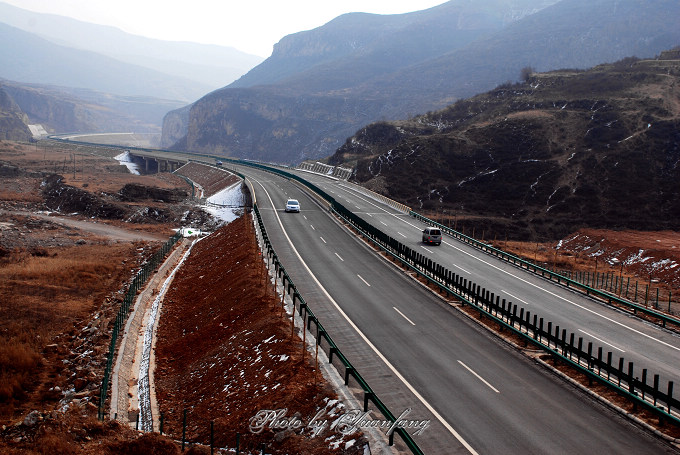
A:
[114,151,141,175]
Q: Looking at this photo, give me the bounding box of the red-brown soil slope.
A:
[155,215,367,454]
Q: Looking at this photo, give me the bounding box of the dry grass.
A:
[0,140,203,452]
[0,191,42,203]
[0,243,140,419]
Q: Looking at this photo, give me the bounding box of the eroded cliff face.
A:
[160,104,191,149]
[0,87,31,141]
[2,81,181,136]
[173,88,386,164]
[4,85,80,133]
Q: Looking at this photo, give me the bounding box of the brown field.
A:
[0,140,196,452]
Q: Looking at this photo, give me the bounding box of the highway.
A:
[292,170,680,389]
[234,164,677,455]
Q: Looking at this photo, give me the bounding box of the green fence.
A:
[60,138,679,433]
[410,211,680,330]
[329,206,680,427]
[98,231,183,420]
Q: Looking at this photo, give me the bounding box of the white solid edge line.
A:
[254,179,479,455]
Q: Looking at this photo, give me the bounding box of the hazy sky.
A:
[4,0,448,57]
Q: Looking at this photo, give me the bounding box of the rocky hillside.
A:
[0,86,31,141]
[0,79,186,136]
[163,0,680,164]
[329,52,680,241]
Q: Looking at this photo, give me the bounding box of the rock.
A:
[74,378,88,391]
[23,410,40,427]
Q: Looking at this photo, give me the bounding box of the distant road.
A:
[57,133,160,148]
[2,210,167,242]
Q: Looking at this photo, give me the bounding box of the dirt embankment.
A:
[154,215,368,454]
[495,228,680,314]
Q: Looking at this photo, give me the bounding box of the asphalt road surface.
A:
[292,171,680,391]
[234,164,678,455]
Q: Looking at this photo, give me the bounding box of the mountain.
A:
[328,51,680,241]
[354,0,680,104]
[0,79,186,135]
[162,0,680,165]
[228,0,551,91]
[0,22,211,103]
[0,86,31,141]
[0,2,263,90]
[162,0,680,164]
[162,0,559,159]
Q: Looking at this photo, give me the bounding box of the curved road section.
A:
[292,171,680,389]
[234,165,676,455]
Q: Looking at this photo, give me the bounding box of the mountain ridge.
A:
[163,0,680,165]
[0,1,263,90]
[0,22,210,103]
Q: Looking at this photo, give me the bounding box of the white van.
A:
[422,227,442,245]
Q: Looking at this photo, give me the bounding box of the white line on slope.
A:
[253,178,479,455]
[138,237,201,431]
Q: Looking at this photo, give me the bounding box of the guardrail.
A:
[410,212,680,331]
[223,158,680,431]
[252,204,423,454]
[98,231,183,420]
[296,161,353,180]
[329,205,680,429]
[337,181,411,214]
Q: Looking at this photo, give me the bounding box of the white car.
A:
[285,199,300,212]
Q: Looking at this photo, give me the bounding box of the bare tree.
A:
[520,66,535,82]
